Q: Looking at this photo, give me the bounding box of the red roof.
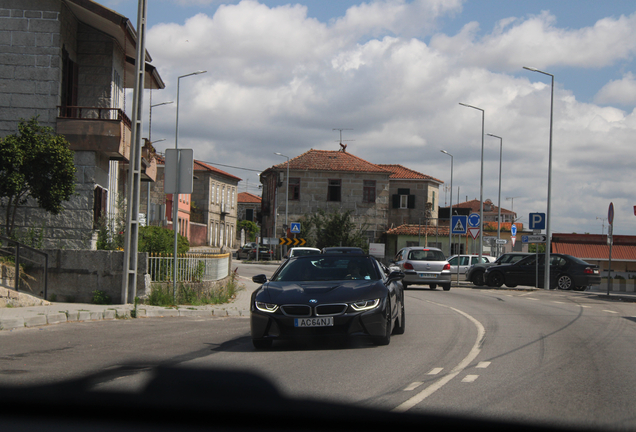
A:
[385,224,451,236]
[155,155,242,181]
[272,149,391,173]
[483,222,523,231]
[442,199,514,214]
[238,192,262,204]
[552,233,636,261]
[376,164,443,183]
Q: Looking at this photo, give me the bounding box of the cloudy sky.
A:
[102,0,636,235]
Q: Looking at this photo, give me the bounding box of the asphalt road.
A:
[2,262,636,430]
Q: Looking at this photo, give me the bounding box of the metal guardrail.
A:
[148,253,229,283]
[0,236,49,299]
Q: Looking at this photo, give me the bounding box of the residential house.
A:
[0,0,164,248]
[259,148,441,248]
[237,192,262,223]
[444,199,517,224]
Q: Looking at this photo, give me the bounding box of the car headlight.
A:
[350,299,380,311]
[255,302,279,313]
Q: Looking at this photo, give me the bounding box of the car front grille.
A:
[281,305,312,317]
[280,303,348,317]
[315,304,348,316]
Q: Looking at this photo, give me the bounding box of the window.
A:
[400,195,408,209]
[328,179,341,201]
[289,178,300,200]
[93,186,107,227]
[392,188,415,209]
[232,189,235,208]
[245,209,254,222]
[363,180,375,203]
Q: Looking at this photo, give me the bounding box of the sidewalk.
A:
[0,277,257,332]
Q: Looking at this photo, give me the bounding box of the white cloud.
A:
[142,0,636,234]
[594,72,636,106]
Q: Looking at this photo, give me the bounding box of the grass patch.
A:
[144,270,241,307]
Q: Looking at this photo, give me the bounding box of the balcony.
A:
[56,106,132,161]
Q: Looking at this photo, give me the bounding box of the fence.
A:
[0,236,49,299]
[148,252,230,283]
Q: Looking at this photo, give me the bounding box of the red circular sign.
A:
[608,202,614,225]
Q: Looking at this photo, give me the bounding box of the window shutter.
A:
[392,194,400,208]
[408,194,415,209]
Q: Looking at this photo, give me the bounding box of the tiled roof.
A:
[376,164,443,183]
[552,233,636,261]
[238,192,262,204]
[273,149,391,173]
[154,155,242,181]
[483,222,523,231]
[385,224,451,236]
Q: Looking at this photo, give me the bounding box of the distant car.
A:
[321,247,365,254]
[237,243,274,261]
[250,254,405,348]
[466,252,533,286]
[285,247,321,259]
[484,253,601,290]
[392,246,451,290]
[448,255,495,276]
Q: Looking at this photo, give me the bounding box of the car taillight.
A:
[404,263,414,270]
[584,267,597,275]
[443,263,451,270]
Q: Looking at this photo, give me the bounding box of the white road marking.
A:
[526,298,539,301]
[403,382,423,391]
[603,310,619,314]
[393,303,486,413]
[552,301,565,304]
[427,368,443,375]
[581,305,591,308]
[462,375,479,383]
[476,361,491,368]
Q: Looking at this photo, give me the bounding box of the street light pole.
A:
[524,66,554,291]
[487,134,503,257]
[275,153,290,258]
[147,101,173,226]
[440,150,453,257]
[459,103,485,261]
[172,70,206,298]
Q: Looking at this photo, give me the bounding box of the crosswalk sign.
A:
[451,215,468,234]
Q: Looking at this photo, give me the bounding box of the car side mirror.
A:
[387,270,404,283]
[252,274,268,284]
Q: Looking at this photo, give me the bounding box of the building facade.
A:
[0,0,163,248]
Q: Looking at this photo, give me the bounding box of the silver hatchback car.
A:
[392,247,452,290]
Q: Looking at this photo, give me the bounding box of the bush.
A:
[91,290,111,305]
[139,226,189,254]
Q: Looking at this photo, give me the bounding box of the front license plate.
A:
[295,317,334,327]
[419,273,437,278]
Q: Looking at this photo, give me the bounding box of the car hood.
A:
[258,280,386,304]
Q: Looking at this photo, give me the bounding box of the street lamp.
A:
[172,70,206,298]
[274,152,290,237]
[147,101,173,226]
[149,100,173,143]
[487,134,503,257]
[523,66,554,291]
[440,150,453,257]
[459,102,485,261]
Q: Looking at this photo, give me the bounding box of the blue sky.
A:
[101,0,636,235]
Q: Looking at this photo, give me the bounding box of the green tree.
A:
[528,243,546,253]
[0,117,76,238]
[300,209,368,251]
[238,220,260,242]
[138,226,189,254]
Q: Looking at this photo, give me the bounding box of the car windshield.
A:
[407,249,446,261]
[273,256,378,281]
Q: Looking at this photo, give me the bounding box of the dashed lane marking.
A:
[427,368,443,375]
[603,310,619,314]
[462,375,479,383]
[476,361,491,368]
[403,382,423,391]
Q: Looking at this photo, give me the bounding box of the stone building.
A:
[259,149,441,246]
[0,0,164,248]
[237,192,262,223]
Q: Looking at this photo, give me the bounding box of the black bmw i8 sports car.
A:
[250,254,406,349]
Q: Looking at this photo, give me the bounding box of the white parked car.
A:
[447,255,496,276]
[285,247,321,259]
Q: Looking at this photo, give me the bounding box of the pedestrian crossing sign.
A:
[451,215,468,234]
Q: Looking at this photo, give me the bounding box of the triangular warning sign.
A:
[453,219,465,233]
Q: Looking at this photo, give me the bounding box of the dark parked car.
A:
[250,254,405,348]
[237,243,273,260]
[321,247,365,254]
[484,253,601,290]
[466,252,533,286]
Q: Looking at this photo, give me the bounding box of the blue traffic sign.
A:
[451,215,468,234]
[468,213,480,228]
[511,224,517,236]
[290,222,301,233]
[529,213,546,230]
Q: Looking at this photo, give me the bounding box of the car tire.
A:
[505,284,517,288]
[429,284,437,290]
[374,298,392,346]
[252,339,272,349]
[471,271,485,286]
[574,285,587,291]
[392,300,405,335]
[488,272,504,288]
[557,274,573,290]
[442,284,451,291]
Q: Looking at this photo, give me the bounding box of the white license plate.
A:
[419,273,437,278]
[295,317,334,327]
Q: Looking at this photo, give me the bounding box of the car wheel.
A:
[392,300,405,335]
[429,284,437,290]
[574,285,587,291]
[471,271,485,286]
[252,339,272,349]
[557,274,573,290]
[442,284,451,291]
[488,272,504,288]
[374,298,392,346]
